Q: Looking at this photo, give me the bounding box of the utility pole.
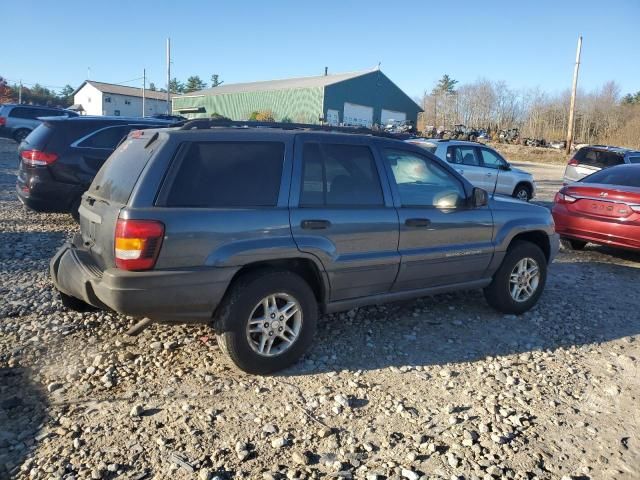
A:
[166,38,171,115]
[142,68,146,117]
[565,35,582,154]
[18,80,22,104]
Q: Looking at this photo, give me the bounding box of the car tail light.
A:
[0,116,6,126]
[630,205,640,213]
[554,192,577,204]
[20,149,58,166]
[114,219,164,271]
[568,157,579,166]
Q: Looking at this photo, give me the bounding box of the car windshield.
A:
[407,141,437,154]
[581,167,640,188]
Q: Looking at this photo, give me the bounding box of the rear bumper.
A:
[50,238,238,323]
[16,169,84,213]
[552,206,640,251]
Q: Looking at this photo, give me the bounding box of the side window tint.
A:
[480,148,505,169]
[79,126,133,149]
[383,149,466,208]
[300,142,384,206]
[165,142,284,207]
[448,146,480,166]
[10,108,34,119]
[628,156,640,164]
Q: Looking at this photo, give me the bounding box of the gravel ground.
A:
[0,137,638,480]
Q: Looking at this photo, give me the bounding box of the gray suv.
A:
[51,122,559,374]
[0,103,77,142]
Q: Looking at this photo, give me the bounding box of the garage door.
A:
[343,102,373,127]
[381,109,406,126]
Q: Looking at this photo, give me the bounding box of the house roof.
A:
[73,80,169,101]
[178,69,378,97]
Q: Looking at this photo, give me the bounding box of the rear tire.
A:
[561,237,587,250]
[483,241,547,315]
[214,270,318,374]
[13,129,30,143]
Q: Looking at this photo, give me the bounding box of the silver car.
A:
[407,139,536,201]
[0,104,77,142]
[563,145,640,183]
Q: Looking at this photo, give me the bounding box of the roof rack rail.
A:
[176,119,415,139]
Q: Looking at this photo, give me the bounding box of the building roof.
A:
[73,80,169,101]
[178,69,378,97]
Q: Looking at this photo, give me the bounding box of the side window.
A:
[164,142,284,207]
[447,146,480,166]
[628,156,640,164]
[480,148,506,169]
[9,107,36,119]
[300,142,384,206]
[78,126,134,149]
[383,149,466,208]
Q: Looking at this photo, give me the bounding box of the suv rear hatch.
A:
[79,130,160,270]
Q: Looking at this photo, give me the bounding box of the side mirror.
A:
[500,163,511,171]
[472,187,489,207]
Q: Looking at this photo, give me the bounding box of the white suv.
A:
[408,139,536,201]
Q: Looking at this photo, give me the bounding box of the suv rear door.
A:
[289,134,400,301]
[380,146,494,290]
[445,144,489,190]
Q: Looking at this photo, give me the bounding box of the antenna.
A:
[166,38,171,114]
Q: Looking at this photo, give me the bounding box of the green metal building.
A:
[172,68,422,127]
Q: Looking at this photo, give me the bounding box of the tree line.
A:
[0,76,75,107]
[421,74,640,148]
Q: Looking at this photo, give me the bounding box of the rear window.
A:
[23,123,54,149]
[575,148,624,168]
[89,136,153,204]
[582,167,640,188]
[163,141,284,207]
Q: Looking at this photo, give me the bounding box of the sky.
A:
[3,0,639,99]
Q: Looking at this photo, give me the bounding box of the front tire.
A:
[215,270,318,374]
[513,183,532,202]
[483,241,547,315]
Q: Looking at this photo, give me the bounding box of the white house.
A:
[72,80,170,117]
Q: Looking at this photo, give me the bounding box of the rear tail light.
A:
[630,205,640,213]
[0,116,6,126]
[554,192,577,204]
[568,157,579,166]
[115,219,164,271]
[20,149,58,166]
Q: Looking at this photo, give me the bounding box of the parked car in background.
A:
[553,164,640,252]
[16,116,174,220]
[50,121,558,374]
[407,139,536,201]
[0,104,78,142]
[563,145,640,184]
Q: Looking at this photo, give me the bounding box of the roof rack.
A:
[176,119,415,139]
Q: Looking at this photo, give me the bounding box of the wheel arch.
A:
[512,181,533,197]
[508,230,551,262]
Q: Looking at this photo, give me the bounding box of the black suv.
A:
[16,116,174,219]
[51,121,559,374]
[0,103,78,142]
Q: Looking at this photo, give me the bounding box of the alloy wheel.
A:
[509,257,540,302]
[245,293,303,357]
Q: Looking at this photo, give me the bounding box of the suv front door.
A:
[380,147,494,291]
[289,135,400,301]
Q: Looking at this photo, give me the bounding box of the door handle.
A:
[301,219,331,230]
[405,218,431,227]
[486,172,494,177]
